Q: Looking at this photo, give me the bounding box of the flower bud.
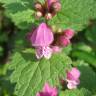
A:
[35,11,43,19]
[52,2,61,12]
[45,13,52,20]
[47,0,58,8]
[35,3,43,11]
[59,36,70,46]
[64,29,75,39]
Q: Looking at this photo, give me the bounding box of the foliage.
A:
[0,0,96,96]
[9,51,71,96]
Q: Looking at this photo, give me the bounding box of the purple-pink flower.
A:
[66,67,80,89]
[36,83,58,96]
[47,0,59,8]
[29,23,54,59]
[30,23,54,47]
[36,46,52,59]
[58,29,75,47]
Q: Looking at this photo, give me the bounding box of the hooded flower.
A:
[30,23,54,47]
[36,83,58,96]
[66,68,80,89]
[28,23,54,59]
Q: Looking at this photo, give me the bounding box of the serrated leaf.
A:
[79,64,96,94]
[59,88,92,96]
[9,50,72,96]
[48,0,96,31]
[1,0,35,29]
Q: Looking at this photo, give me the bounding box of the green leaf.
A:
[59,88,92,96]
[72,50,96,68]
[49,0,96,31]
[8,50,72,96]
[85,22,96,44]
[1,0,35,29]
[0,46,3,57]
[73,43,92,53]
[79,64,96,94]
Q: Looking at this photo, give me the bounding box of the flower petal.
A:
[67,80,77,89]
[30,23,54,47]
[43,47,52,59]
[36,47,43,59]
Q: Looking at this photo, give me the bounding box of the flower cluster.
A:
[66,67,80,89]
[28,22,74,59]
[26,0,81,96]
[59,29,74,46]
[27,0,75,59]
[53,29,74,47]
[35,0,61,20]
[36,67,80,96]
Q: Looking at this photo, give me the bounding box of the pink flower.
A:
[28,23,54,59]
[36,46,52,59]
[67,80,79,89]
[47,0,57,8]
[36,83,58,96]
[30,23,54,47]
[51,46,62,53]
[59,36,70,46]
[52,2,61,12]
[47,0,61,11]
[64,29,74,39]
[66,68,80,89]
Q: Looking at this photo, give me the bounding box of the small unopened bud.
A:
[59,36,70,46]
[52,2,61,12]
[64,29,75,39]
[35,3,43,11]
[45,13,52,20]
[35,11,43,19]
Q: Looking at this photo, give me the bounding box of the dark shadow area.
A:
[0,71,16,96]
